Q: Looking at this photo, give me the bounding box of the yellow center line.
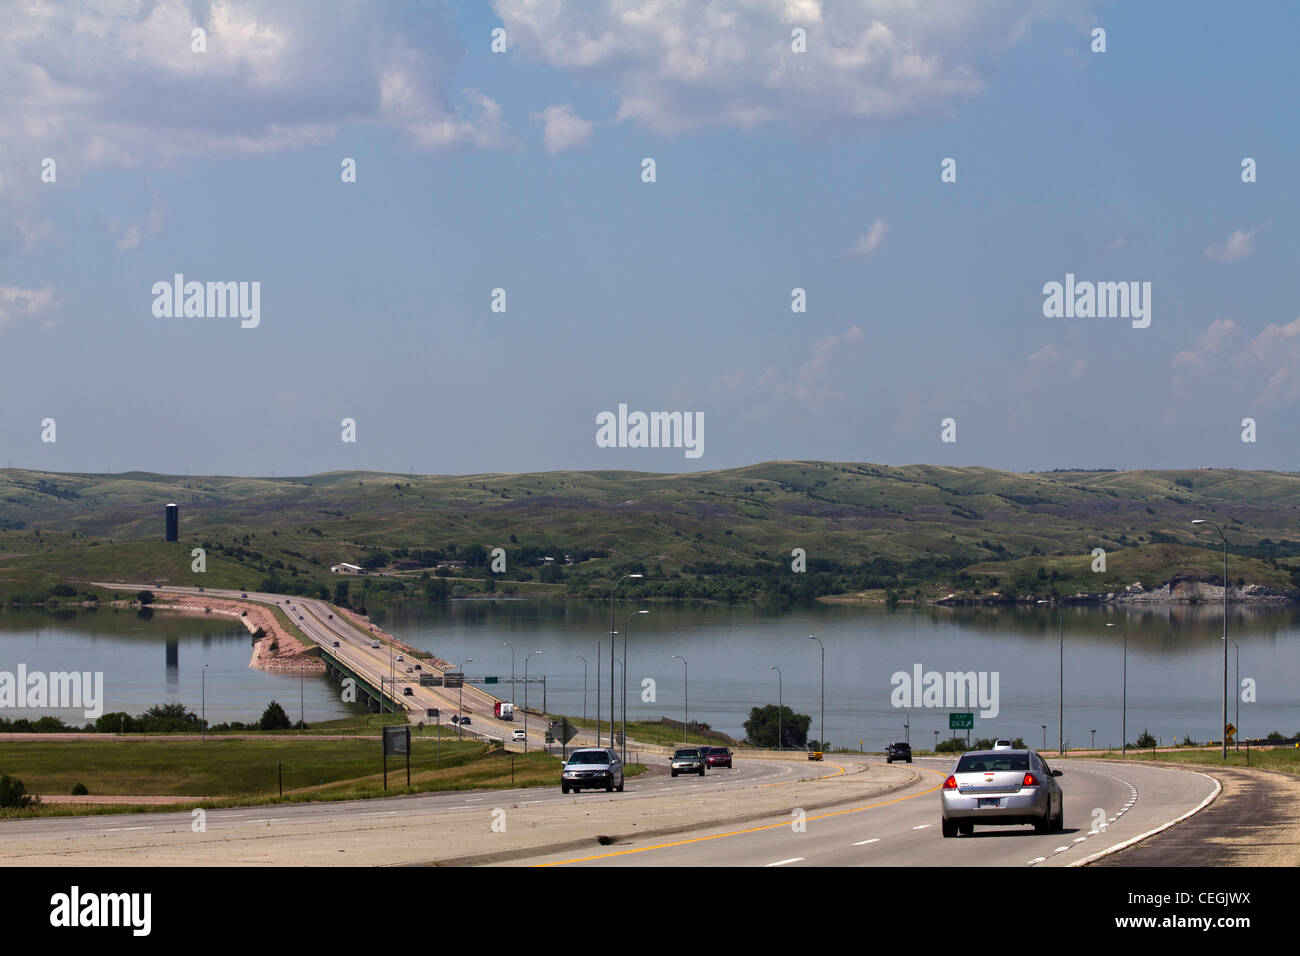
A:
[534,766,949,866]
[759,761,847,786]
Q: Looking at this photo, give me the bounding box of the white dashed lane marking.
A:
[766,858,804,867]
[854,838,880,846]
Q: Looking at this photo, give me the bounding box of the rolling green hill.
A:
[1,462,1297,605]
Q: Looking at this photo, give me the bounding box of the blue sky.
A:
[1,0,1296,476]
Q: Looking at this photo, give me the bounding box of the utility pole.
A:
[809,635,825,752]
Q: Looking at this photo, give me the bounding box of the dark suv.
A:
[885,741,913,763]
[702,746,733,769]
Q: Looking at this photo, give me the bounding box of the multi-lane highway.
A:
[93,582,544,748]
[0,745,1222,867]
[511,756,1220,867]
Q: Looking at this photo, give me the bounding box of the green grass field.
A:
[0,734,649,817]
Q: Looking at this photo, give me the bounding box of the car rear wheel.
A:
[941,817,957,838]
[1033,804,1051,833]
[1051,799,1064,832]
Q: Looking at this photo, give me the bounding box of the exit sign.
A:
[949,713,974,730]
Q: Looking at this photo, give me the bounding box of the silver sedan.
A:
[940,748,1063,837]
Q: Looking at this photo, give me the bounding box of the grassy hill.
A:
[1,462,1297,605]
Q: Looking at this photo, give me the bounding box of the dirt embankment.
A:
[147,592,324,674]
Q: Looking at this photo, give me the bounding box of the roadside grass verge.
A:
[1080,745,1300,776]
[556,715,739,749]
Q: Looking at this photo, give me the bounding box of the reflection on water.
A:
[375,599,1300,750]
[3,601,1297,747]
[0,608,367,725]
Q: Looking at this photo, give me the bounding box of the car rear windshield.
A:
[567,751,610,765]
[674,750,701,758]
[956,754,1029,773]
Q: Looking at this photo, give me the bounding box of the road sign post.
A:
[383,725,409,790]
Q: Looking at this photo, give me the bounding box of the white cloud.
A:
[532,104,594,153]
[0,286,57,333]
[1171,317,1300,407]
[0,1,509,197]
[1204,227,1257,262]
[1233,317,1300,405]
[850,218,890,257]
[494,0,1062,135]
[1171,318,1240,370]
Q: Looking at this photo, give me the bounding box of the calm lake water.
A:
[0,608,365,726]
[3,601,1298,748]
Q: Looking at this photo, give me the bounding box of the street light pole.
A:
[458,657,472,739]
[596,639,601,745]
[622,609,647,766]
[1042,724,1047,749]
[575,655,587,723]
[809,636,824,752]
[504,642,515,704]
[1193,518,1229,760]
[672,655,688,745]
[609,573,643,749]
[770,665,782,750]
[1231,640,1239,751]
[1108,623,1128,756]
[201,663,208,743]
[523,650,541,753]
[1038,599,1064,755]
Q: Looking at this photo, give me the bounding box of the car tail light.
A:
[943,775,958,790]
[1022,772,1038,787]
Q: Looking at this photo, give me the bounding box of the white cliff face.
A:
[1113,579,1292,604]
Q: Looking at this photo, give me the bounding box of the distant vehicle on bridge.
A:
[494,701,515,720]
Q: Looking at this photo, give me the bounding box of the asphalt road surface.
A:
[510,756,1220,867]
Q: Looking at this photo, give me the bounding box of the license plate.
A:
[977,798,1001,808]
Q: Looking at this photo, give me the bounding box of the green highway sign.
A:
[949,713,974,730]
[484,676,498,684]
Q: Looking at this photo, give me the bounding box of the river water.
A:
[2,601,1297,748]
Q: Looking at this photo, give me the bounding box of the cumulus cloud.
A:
[850,218,890,257]
[532,104,594,153]
[0,0,508,196]
[0,286,57,333]
[494,0,1061,135]
[758,325,866,405]
[1204,228,1257,262]
[1233,317,1300,405]
[1171,317,1300,407]
[1171,318,1240,371]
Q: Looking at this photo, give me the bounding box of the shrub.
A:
[0,774,36,809]
[71,783,88,796]
[259,701,292,731]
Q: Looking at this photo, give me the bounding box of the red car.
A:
[703,746,733,769]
